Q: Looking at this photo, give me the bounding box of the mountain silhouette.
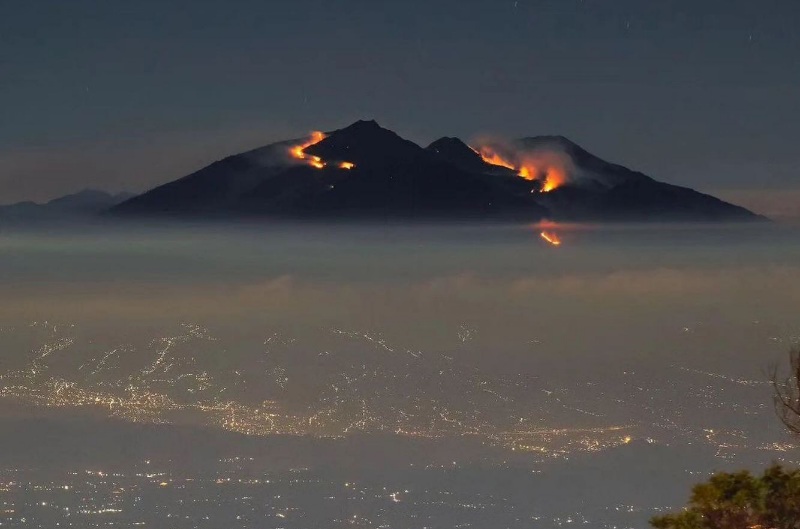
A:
[425,137,494,173]
[304,120,422,166]
[111,120,761,222]
[0,189,133,223]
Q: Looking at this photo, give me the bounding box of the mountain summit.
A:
[111,120,761,222]
[304,120,422,166]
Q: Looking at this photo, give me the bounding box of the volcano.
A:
[111,120,761,222]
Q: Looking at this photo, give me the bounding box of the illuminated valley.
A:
[1,223,798,528]
[3,1,797,527]
[0,317,796,460]
[1,317,797,528]
[1,322,641,454]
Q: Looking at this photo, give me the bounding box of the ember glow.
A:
[540,167,566,192]
[540,231,562,246]
[289,131,355,171]
[476,147,516,171]
[475,146,564,192]
[290,131,327,163]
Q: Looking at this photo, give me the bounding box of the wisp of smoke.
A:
[471,135,578,191]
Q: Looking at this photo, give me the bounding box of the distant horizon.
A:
[4,1,799,216]
[3,3,799,528]
[2,118,796,219]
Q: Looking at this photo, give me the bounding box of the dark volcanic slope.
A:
[113,120,547,220]
[110,142,294,216]
[539,178,759,221]
[305,120,421,166]
[513,136,761,221]
[111,120,761,222]
[425,137,489,174]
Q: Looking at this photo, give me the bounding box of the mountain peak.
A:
[425,137,489,173]
[515,135,584,153]
[304,120,423,166]
[343,119,381,129]
[513,135,622,183]
[109,120,763,222]
[426,137,471,151]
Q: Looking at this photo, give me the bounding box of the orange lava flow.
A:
[475,146,563,192]
[477,147,516,171]
[290,131,327,169]
[289,131,355,171]
[540,231,561,246]
[541,167,565,192]
[290,131,327,162]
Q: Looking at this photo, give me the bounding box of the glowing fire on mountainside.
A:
[476,148,515,171]
[474,146,565,193]
[290,131,326,163]
[540,231,561,246]
[289,131,355,170]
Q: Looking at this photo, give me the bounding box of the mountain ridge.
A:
[108,120,763,222]
[0,189,133,223]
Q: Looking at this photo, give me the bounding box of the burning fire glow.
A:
[540,231,561,246]
[475,147,564,192]
[289,131,355,171]
[477,149,515,171]
[290,131,326,161]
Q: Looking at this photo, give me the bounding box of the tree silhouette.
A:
[650,466,800,529]
[773,347,800,435]
[651,349,800,528]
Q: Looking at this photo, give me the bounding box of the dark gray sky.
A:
[2,0,798,215]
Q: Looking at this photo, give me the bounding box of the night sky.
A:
[2,0,798,215]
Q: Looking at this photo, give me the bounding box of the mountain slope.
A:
[509,136,760,221]
[110,120,762,222]
[111,143,294,216]
[114,120,548,220]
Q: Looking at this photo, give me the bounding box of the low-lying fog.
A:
[1,221,798,528]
